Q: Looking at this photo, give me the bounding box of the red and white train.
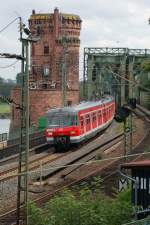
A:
[45,96,115,150]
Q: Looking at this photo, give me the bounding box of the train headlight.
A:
[70,131,76,135]
[47,129,53,132]
[46,129,53,136]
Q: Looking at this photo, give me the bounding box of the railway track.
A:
[0,132,46,160]
[134,104,150,122]
[35,133,123,181]
[0,107,149,225]
[1,141,147,225]
[0,133,125,225]
[0,129,115,181]
[0,150,68,182]
[0,142,50,166]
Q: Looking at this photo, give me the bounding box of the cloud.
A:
[0,0,150,79]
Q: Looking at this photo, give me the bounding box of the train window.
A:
[108,108,110,116]
[106,108,108,116]
[80,120,84,127]
[103,109,106,115]
[92,113,96,121]
[109,107,111,115]
[86,115,90,124]
[98,111,101,118]
[80,117,84,126]
[47,113,78,127]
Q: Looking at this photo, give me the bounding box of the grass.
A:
[0,103,10,114]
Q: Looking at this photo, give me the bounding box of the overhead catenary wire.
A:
[107,66,150,93]
[4,149,150,179]
[0,60,19,68]
[0,17,19,34]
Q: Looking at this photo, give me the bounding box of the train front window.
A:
[47,113,78,128]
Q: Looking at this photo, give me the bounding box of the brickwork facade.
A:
[11,87,79,128]
[29,8,81,92]
[11,8,81,128]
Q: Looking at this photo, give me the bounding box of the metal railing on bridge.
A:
[0,133,8,149]
[0,132,8,142]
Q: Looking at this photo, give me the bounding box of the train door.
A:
[106,107,108,121]
[102,108,106,123]
[108,106,110,119]
[92,112,97,129]
[79,115,84,135]
[85,114,91,132]
[109,105,112,119]
[98,110,102,126]
[109,104,112,119]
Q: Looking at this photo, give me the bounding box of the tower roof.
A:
[29,13,52,20]
[29,12,81,21]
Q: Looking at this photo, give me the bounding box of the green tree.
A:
[28,181,133,225]
[140,60,150,89]
[141,60,150,72]
[107,189,132,225]
[0,76,16,101]
[28,202,48,225]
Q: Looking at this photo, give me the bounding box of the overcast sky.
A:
[0,0,150,80]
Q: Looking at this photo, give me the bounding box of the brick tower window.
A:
[43,65,49,76]
[44,45,49,54]
[42,83,48,89]
[37,26,41,35]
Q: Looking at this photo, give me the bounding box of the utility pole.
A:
[16,18,40,225]
[16,17,30,225]
[61,36,67,107]
[0,18,35,225]
[123,110,133,160]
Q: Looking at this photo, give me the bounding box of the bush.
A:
[28,181,133,225]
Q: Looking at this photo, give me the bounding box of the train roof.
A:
[46,96,114,115]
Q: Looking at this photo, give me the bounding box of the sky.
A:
[0,0,150,80]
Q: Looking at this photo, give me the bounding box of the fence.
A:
[123,218,150,225]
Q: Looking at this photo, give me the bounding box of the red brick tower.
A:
[11,8,82,127]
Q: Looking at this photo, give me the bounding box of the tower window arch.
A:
[44,45,49,54]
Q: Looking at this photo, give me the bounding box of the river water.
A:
[0,119,10,134]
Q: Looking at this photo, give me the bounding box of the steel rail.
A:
[0,133,124,225]
[0,151,68,182]
[0,134,46,160]
[0,113,149,224]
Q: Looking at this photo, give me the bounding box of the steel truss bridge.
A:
[83,47,150,106]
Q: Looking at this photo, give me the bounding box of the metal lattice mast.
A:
[83,48,87,100]
[17,18,30,225]
[123,112,133,160]
[123,85,134,159]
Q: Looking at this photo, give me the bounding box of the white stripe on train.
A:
[46,116,114,144]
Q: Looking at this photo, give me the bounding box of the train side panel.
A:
[75,100,115,143]
[45,97,115,147]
